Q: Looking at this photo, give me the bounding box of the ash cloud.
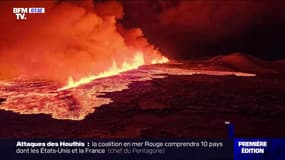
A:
[0,0,163,82]
[121,0,285,60]
[159,1,276,39]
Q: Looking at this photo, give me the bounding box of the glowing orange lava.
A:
[58,51,169,91]
[151,56,169,64]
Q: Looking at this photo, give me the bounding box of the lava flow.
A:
[0,61,256,120]
[0,0,257,121]
[59,51,169,91]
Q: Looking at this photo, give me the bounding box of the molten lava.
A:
[0,61,256,120]
[151,56,169,64]
[0,1,259,121]
[59,51,169,91]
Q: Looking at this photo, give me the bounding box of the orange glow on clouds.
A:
[0,1,169,85]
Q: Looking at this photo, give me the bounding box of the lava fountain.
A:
[59,51,169,90]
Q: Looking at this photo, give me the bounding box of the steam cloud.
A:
[0,0,163,82]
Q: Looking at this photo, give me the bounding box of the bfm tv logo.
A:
[13,8,45,20]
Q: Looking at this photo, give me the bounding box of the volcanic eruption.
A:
[0,0,171,120]
[0,0,168,86]
[0,0,285,139]
[0,0,259,121]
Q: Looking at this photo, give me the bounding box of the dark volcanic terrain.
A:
[0,53,284,138]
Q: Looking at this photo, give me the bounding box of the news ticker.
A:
[0,138,285,160]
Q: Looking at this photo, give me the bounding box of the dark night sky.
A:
[119,0,285,60]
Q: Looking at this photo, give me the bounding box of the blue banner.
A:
[234,138,285,160]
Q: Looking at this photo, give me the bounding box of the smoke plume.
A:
[0,0,164,82]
